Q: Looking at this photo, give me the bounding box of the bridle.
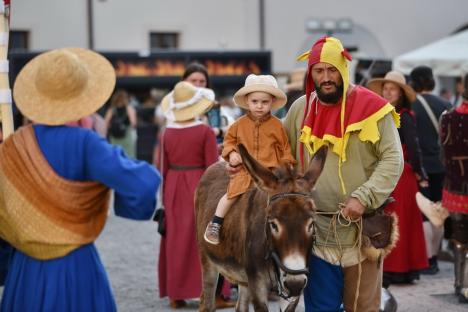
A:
[265,192,314,300]
[267,192,313,206]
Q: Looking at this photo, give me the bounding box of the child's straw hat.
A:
[233,74,286,109]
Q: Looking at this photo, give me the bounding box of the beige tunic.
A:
[283,94,403,248]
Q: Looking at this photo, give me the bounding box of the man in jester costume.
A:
[283,36,403,311]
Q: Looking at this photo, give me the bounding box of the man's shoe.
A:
[380,287,398,312]
[204,222,221,245]
[215,295,236,309]
[415,192,449,228]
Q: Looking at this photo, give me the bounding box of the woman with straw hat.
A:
[367,70,429,287]
[156,81,219,308]
[0,47,160,311]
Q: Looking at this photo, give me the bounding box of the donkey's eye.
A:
[269,221,279,233]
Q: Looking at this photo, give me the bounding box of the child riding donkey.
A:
[204,74,296,245]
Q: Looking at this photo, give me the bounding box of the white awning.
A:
[393,30,468,77]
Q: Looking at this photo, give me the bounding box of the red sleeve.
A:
[154,130,169,179]
[204,126,219,167]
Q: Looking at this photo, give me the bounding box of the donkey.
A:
[195,144,327,312]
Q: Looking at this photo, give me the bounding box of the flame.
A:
[114,59,263,77]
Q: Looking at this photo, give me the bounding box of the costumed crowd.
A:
[0,34,466,312]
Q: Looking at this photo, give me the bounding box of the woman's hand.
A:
[415,174,429,188]
[418,179,429,188]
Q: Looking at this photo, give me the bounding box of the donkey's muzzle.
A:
[284,276,307,297]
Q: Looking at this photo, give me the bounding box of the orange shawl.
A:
[0,125,110,260]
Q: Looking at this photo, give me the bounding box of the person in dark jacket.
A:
[409,65,452,274]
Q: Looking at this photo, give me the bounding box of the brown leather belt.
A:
[169,164,205,171]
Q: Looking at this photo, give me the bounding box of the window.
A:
[150,32,179,50]
[9,30,29,51]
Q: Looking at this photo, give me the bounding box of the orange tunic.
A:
[222,113,296,198]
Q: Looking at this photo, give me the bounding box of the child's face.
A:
[246,91,273,119]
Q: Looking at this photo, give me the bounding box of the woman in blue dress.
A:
[0,48,160,311]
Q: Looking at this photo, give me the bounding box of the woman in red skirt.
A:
[368,71,429,286]
[156,82,219,308]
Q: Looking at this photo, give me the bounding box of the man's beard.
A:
[315,81,344,104]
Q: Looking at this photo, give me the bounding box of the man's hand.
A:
[341,197,366,220]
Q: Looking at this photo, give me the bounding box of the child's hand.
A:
[229,151,242,166]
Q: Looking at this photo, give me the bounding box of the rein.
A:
[265,191,313,300]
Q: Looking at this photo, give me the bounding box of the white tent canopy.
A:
[393,30,468,77]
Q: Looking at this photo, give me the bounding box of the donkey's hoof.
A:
[215,295,236,309]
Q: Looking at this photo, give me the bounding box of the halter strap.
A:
[270,251,309,275]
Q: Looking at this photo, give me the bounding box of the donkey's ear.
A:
[238,144,278,191]
[302,145,328,190]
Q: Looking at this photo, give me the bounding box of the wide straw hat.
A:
[233,74,287,110]
[161,81,215,122]
[13,47,116,125]
[367,71,416,103]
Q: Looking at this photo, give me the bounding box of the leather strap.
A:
[169,164,204,170]
[417,94,440,135]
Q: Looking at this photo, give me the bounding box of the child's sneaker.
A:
[204,222,221,245]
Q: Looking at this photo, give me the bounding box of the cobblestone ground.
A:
[1,214,467,311]
[98,215,467,312]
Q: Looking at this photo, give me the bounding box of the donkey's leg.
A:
[280,296,300,312]
[199,257,219,312]
[247,275,269,312]
[235,285,250,312]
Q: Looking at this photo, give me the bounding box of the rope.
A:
[315,204,363,311]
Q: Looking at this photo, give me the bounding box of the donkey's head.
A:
[238,144,327,298]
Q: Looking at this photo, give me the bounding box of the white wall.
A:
[11,0,88,49]
[10,0,468,74]
[93,0,259,51]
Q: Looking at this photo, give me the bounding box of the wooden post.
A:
[0,0,13,139]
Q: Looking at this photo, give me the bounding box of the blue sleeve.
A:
[84,133,161,220]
